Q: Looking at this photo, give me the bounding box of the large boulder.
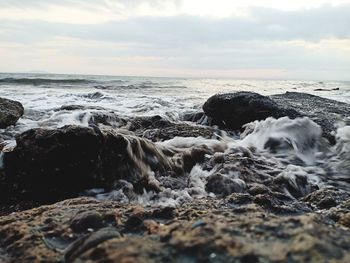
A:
[202,92,299,130]
[202,92,350,144]
[0,97,24,128]
[2,125,173,202]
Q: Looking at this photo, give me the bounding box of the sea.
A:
[0,73,349,205]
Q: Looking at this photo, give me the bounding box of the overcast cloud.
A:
[0,0,349,80]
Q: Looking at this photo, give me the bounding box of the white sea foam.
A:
[1,73,349,138]
[240,117,323,165]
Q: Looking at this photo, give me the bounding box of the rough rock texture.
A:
[201,92,350,144]
[125,115,221,142]
[2,125,174,203]
[0,195,349,262]
[271,92,350,144]
[1,121,338,211]
[182,111,208,124]
[202,92,299,130]
[0,97,24,129]
[1,123,224,205]
[56,110,220,142]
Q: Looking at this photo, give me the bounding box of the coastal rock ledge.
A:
[0,97,24,129]
[202,91,300,130]
[201,92,350,144]
[0,196,350,262]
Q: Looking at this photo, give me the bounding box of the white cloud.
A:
[1,0,350,23]
[0,1,349,79]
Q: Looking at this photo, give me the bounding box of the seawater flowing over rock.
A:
[2,116,349,206]
[271,92,350,144]
[2,125,176,202]
[201,92,350,144]
[1,124,227,204]
[0,97,24,129]
[202,91,299,130]
[1,90,350,262]
[125,115,222,142]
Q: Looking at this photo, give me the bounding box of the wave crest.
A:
[0,77,93,86]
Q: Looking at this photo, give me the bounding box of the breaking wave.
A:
[91,117,350,207]
[0,77,94,86]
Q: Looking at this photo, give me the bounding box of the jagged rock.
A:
[302,188,350,209]
[0,97,24,128]
[200,92,350,144]
[202,92,299,130]
[125,115,221,142]
[181,111,208,124]
[88,111,127,127]
[57,105,106,111]
[2,125,173,202]
[70,211,104,233]
[0,197,349,262]
[206,173,246,196]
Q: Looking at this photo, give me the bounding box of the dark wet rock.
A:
[125,214,144,231]
[88,111,127,127]
[248,183,271,196]
[270,92,350,144]
[125,115,221,142]
[2,125,173,202]
[57,105,106,111]
[2,197,349,262]
[252,193,310,214]
[0,97,24,128]
[64,227,121,262]
[157,176,187,190]
[314,88,339,91]
[152,206,177,220]
[70,211,104,233]
[326,198,350,228]
[182,111,208,124]
[199,146,320,213]
[202,92,300,130]
[127,115,170,131]
[273,171,319,199]
[302,188,350,209]
[201,91,349,144]
[206,173,246,196]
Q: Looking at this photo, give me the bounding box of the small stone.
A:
[191,220,206,229]
[70,211,103,233]
[143,220,160,234]
[338,213,350,228]
[125,207,145,230]
[152,206,176,219]
[317,197,337,209]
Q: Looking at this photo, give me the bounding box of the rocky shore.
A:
[1,193,350,262]
[0,92,350,262]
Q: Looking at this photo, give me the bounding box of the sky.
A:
[0,0,350,80]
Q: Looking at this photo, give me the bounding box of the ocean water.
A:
[1,73,350,205]
[1,73,349,134]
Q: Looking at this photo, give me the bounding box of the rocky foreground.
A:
[0,91,350,262]
[1,191,350,263]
